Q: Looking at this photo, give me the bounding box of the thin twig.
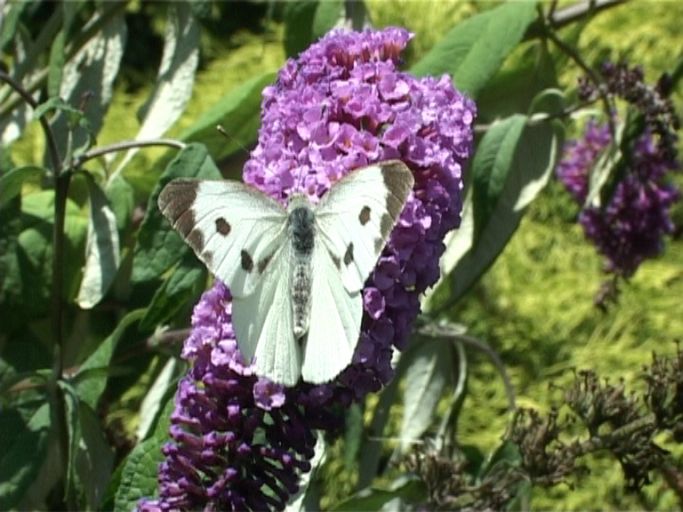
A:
[524,0,627,40]
[544,28,616,137]
[73,138,186,167]
[0,71,62,172]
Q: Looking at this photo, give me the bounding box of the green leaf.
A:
[105,174,135,233]
[53,9,127,154]
[344,403,364,470]
[47,33,66,99]
[472,115,527,241]
[0,403,51,509]
[178,71,276,164]
[76,309,146,409]
[114,3,199,174]
[76,175,121,309]
[358,377,399,488]
[113,397,174,511]
[33,96,84,123]
[284,1,318,58]
[430,92,565,310]
[18,191,89,311]
[75,402,115,510]
[47,1,81,97]
[140,251,206,331]
[410,1,538,97]
[312,0,345,39]
[136,358,181,441]
[397,338,454,453]
[0,165,45,207]
[131,143,221,284]
[0,1,27,52]
[477,40,559,123]
[331,477,426,512]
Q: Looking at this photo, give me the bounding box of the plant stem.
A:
[0,71,62,171]
[524,0,627,40]
[73,138,186,168]
[544,25,617,136]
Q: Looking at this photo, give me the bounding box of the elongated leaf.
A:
[113,397,174,512]
[472,115,527,240]
[0,403,51,509]
[76,176,121,309]
[105,174,135,232]
[140,252,206,330]
[76,402,115,510]
[54,9,127,152]
[178,71,276,164]
[331,478,426,512]
[410,1,538,97]
[477,40,559,123]
[358,376,399,488]
[397,339,453,453]
[76,309,146,409]
[0,1,27,52]
[136,358,180,441]
[284,1,318,58]
[0,165,45,206]
[430,92,565,310]
[115,3,199,174]
[312,0,345,38]
[131,143,221,284]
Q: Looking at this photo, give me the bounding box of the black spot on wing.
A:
[258,252,273,274]
[241,250,254,273]
[344,242,354,266]
[329,250,341,269]
[215,217,231,236]
[359,205,371,225]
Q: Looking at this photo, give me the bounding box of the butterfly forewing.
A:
[158,179,288,298]
[314,160,414,293]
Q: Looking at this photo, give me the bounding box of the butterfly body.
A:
[287,200,316,339]
[159,161,414,386]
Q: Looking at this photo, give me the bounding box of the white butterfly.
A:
[158,160,414,386]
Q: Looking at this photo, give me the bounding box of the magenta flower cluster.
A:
[557,122,679,277]
[140,27,475,511]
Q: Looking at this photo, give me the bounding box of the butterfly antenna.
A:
[216,124,250,156]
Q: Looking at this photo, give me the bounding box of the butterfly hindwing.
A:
[158,179,288,297]
[301,242,362,383]
[232,244,302,386]
[315,160,414,293]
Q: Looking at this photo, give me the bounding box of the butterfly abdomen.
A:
[288,205,315,338]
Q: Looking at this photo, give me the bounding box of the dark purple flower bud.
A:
[142,27,475,511]
[557,120,680,280]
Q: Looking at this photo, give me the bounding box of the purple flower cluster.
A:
[141,27,475,511]
[557,122,679,277]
